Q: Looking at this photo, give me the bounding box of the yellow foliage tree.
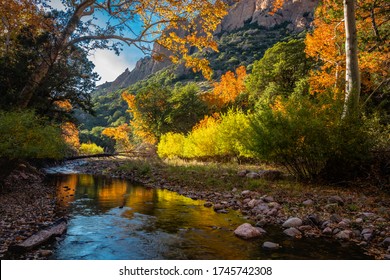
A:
[122,92,157,145]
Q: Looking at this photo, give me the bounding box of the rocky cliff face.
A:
[96,0,318,93]
[217,0,317,32]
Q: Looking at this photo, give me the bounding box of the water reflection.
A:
[51,174,371,260]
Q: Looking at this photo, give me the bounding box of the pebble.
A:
[382,237,390,247]
[323,227,333,235]
[283,227,302,238]
[328,195,344,205]
[302,199,314,206]
[203,202,213,208]
[246,172,260,179]
[262,196,274,203]
[258,170,282,181]
[330,214,342,223]
[268,202,281,209]
[213,204,225,211]
[299,225,313,232]
[282,217,303,228]
[38,250,53,257]
[335,230,352,240]
[262,242,280,250]
[248,199,260,208]
[361,228,374,241]
[306,214,321,226]
[355,218,363,224]
[360,212,376,219]
[237,170,249,177]
[241,190,251,197]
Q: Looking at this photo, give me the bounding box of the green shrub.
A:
[215,110,254,158]
[79,143,104,155]
[0,110,67,160]
[246,93,374,180]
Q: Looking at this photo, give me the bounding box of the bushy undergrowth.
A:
[157,110,253,159]
[79,143,104,155]
[158,93,388,182]
[247,93,378,180]
[0,110,67,160]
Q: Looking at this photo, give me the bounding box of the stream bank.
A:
[1,157,389,259]
[72,157,390,260]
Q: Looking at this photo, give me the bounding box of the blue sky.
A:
[50,0,146,85]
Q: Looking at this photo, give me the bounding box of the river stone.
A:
[330,214,342,223]
[213,204,225,211]
[237,170,249,177]
[360,212,376,219]
[282,217,303,228]
[361,228,374,241]
[382,237,390,247]
[283,227,302,238]
[302,199,314,206]
[328,195,344,205]
[248,199,261,208]
[335,230,352,240]
[299,225,313,232]
[204,202,213,208]
[323,227,333,235]
[268,202,281,209]
[234,223,266,240]
[262,242,280,250]
[266,208,278,216]
[241,190,251,197]
[306,214,321,226]
[355,218,363,224]
[246,172,260,179]
[338,221,349,229]
[38,250,53,257]
[262,195,274,203]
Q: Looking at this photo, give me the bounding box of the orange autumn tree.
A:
[304,0,389,113]
[0,0,53,56]
[203,66,247,109]
[102,124,133,152]
[53,100,80,153]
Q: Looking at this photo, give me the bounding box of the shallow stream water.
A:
[48,172,371,260]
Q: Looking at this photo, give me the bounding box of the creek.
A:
[46,170,371,260]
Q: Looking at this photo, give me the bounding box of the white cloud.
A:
[89,50,134,85]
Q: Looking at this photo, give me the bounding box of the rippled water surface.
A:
[50,174,371,260]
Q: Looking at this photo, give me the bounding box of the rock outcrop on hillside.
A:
[218,0,318,32]
[96,0,318,94]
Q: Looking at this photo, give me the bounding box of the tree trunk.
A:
[17,0,94,109]
[342,0,360,118]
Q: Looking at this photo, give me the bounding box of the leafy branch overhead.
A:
[7,0,228,108]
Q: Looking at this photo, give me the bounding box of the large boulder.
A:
[234,223,266,239]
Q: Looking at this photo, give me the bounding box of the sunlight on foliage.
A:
[0,110,67,159]
[79,143,104,155]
